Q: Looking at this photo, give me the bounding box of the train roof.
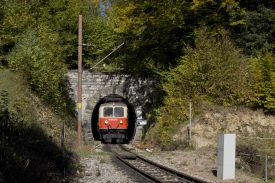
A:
[100,102,127,107]
[101,94,125,103]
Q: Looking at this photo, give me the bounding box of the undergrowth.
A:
[0,70,79,183]
[145,28,255,150]
[237,138,275,180]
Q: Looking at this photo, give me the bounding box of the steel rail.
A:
[135,155,210,183]
[111,145,212,183]
[115,155,165,183]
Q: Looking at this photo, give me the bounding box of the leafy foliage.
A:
[147,29,255,147]
[110,0,195,72]
[83,1,121,69]
[166,28,254,105]
[110,0,248,73]
[192,0,246,28]
[36,0,84,67]
[0,0,123,106]
[0,70,78,182]
[252,52,275,113]
[0,0,274,151]
[146,97,189,150]
[7,28,67,107]
[232,4,275,55]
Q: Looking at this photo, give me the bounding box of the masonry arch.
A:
[66,70,159,142]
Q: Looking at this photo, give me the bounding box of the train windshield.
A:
[103,106,125,117]
[114,107,124,117]
[103,107,113,117]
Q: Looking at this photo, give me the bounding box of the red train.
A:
[98,102,128,137]
[91,94,136,144]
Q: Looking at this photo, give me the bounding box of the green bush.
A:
[252,52,275,113]
[7,27,67,109]
[164,28,254,105]
[147,28,255,147]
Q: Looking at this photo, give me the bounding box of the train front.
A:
[91,94,136,144]
[98,102,128,143]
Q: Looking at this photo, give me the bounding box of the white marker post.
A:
[217,134,236,180]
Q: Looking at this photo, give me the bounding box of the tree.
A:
[231,1,275,55]
[7,28,67,107]
[110,0,195,73]
[0,1,33,64]
[252,52,275,113]
[163,28,254,104]
[109,0,248,73]
[82,0,121,69]
[147,28,255,147]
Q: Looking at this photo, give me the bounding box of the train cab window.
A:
[103,107,113,117]
[114,107,124,117]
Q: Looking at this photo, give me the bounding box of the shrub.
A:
[147,28,255,148]
[7,27,67,109]
[252,52,275,113]
[165,28,254,105]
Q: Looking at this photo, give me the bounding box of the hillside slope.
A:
[174,102,275,150]
[0,70,79,183]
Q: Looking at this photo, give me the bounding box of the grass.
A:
[237,137,275,181]
[75,144,93,158]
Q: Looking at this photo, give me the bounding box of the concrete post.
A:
[217,134,236,180]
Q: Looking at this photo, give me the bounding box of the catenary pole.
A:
[77,15,83,146]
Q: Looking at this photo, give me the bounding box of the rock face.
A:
[175,104,275,149]
[66,70,159,142]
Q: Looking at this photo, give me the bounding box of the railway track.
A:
[107,144,211,183]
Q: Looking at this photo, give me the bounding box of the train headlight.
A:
[119,120,123,124]
[104,120,109,125]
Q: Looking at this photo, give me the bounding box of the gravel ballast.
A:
[77,144,264,183]
[78,152,135,183]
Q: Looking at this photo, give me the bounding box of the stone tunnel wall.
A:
[66,70,159,142]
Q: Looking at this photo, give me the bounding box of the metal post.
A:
[189,100,192,144]
[61,118,65,177]
[77,15,83,146]
[265,155,268,182]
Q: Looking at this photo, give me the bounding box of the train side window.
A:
[114,107,124,117]
[103,107,113,117]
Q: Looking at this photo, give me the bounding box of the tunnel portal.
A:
[67,71,159,142]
